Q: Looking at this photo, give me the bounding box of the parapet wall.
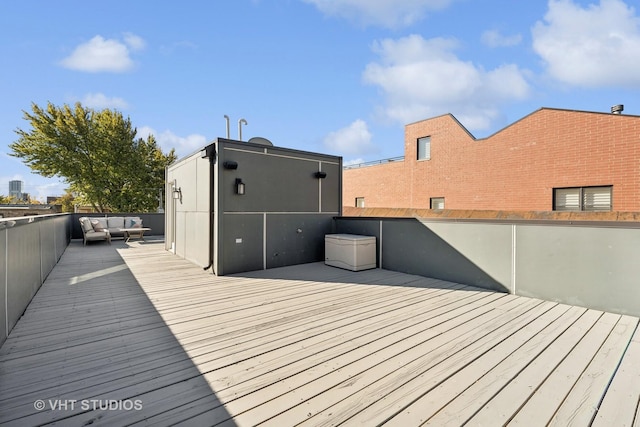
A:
[336,214,640,317]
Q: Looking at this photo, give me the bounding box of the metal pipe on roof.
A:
[238,118,247,141]
[223,115,230,138]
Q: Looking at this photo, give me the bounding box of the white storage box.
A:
[325,234,376,271]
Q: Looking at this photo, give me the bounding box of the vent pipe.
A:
[238,118,248,141]
[223,115,230,138]
[611,104,624,114]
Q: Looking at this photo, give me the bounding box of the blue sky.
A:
[1,0,639,201]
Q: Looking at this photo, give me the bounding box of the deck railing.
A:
[1,214,72,347]
[335,216,640,317]
[0,212,166,347]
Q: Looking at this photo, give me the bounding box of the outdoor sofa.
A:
[79,216,144,245]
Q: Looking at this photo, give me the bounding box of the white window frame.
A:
[417,136,431,161]
[355,197,365,208]
[430,197,445,210]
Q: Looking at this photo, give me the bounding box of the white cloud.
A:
[81,93,129,110]
[533,0,640,87]
[302,0,453,28]
[138,126,208,158]
[59,33,145,72]
[323,119,375,155]
[31,180,67,201]
[160,41,198,55]
[123,32,146,51]
[363,34,531,131]
[481,29,522,47]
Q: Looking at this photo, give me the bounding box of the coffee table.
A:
[119,227,151,242]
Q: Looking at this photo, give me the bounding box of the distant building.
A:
[0,204,62,218]
[344,107,640,212]
[8,180,24,201]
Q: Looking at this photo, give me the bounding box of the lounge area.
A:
[1,237,639,425]
[78,216,149,245]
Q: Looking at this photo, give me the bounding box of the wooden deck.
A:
[1,238,639,426]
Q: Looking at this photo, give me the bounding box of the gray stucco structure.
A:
[166,138,341,275]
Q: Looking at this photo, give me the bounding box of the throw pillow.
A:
[91,218,108,231]
[125,217,143,228]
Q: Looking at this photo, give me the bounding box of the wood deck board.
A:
[506,311,624,425]
[549,314,639,426]
[304,299,553,427]
[592,324,640,426]
[465,309,604,426]
[1,238,639,426]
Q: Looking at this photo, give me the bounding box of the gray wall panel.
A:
[54,216,70,261]
[6,223,43,334]
[381,220,509,292]
[422,221,513,292]
[221,214,264,275]
[183,212,211,267]
[266,214,334,269]
[515,225,640,316]
[39,219,57,283]
[320,162,342,213]
[336,216,640,316]
[221,148,322,213]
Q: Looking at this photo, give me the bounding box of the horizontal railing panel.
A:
[0,214,72,347]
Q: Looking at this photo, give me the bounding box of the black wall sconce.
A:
[314,171,327,179]
[223,161,238,170]
[235,178,245,195]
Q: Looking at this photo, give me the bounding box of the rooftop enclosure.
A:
[344,108,640,211]
[166,138,342,275]
[335,215,640,317]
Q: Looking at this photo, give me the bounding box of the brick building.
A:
[344,107,640,212]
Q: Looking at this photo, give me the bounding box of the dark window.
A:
[553,186,612,211]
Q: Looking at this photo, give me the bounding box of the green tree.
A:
[51,190,76,213]
[0,194,38,204]
[10,102,176,212]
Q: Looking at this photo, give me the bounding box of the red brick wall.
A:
[344,108,640,211]
[343,160,410,208]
